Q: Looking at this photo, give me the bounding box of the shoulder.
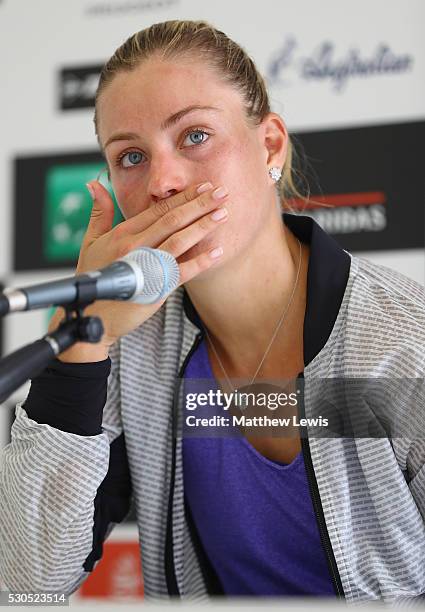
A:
[342,254,425,374]
[350,254,424,321]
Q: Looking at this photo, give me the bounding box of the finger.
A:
[129,185,229,248]
[120,181,227,236]
[84,181,116,246]
[178,245,224,285]
[156,205,229,257]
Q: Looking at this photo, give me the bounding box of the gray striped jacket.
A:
[0,216,424,603]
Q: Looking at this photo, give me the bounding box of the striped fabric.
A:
[0,252,424,603]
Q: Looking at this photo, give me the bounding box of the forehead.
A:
[97,57,245,143]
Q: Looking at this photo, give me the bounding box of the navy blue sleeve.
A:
[23,358,111,436]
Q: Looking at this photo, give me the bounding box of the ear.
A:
[260,113,288,170]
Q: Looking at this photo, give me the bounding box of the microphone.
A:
[0,247,180,316]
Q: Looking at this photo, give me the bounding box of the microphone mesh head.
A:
[125,247,180,305]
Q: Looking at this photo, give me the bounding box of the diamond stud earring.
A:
[269,167,282,182]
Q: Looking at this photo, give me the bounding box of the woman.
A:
[0,20,424,603]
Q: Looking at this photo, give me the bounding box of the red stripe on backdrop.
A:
[288,191,387,210]
[77,541,144,599]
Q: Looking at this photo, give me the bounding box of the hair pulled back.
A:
[94,20,310,209]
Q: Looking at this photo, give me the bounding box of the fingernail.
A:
[212,186,228,200]
[197,182,213,194]
[86,182,96,201]
[209,246,224,259]
[211,207,228,221]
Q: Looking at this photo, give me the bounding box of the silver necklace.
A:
[204,237,302,396]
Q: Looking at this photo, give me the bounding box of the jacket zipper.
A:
[165,331,204,597]
[298,372,345,598]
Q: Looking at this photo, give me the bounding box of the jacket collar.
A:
[182,213,351,367]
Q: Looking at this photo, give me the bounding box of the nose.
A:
[147,153,188,203]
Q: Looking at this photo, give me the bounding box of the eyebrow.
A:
[103,105,221,150]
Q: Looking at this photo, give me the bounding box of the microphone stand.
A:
[0,286,104,403]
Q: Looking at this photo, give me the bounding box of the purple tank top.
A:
[182,338,336,596]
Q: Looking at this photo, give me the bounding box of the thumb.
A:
[85,181,116,243]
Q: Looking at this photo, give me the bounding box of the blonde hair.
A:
[94,19,313,211]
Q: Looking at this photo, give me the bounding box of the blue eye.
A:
[120,151,144,168]
[116,129,210,170]
[183,129,210,146]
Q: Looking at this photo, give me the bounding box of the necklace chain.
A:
[204,237,302,394]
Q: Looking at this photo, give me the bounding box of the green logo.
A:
[44,163,123,262]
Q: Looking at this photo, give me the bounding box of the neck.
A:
[184,212,309,376]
